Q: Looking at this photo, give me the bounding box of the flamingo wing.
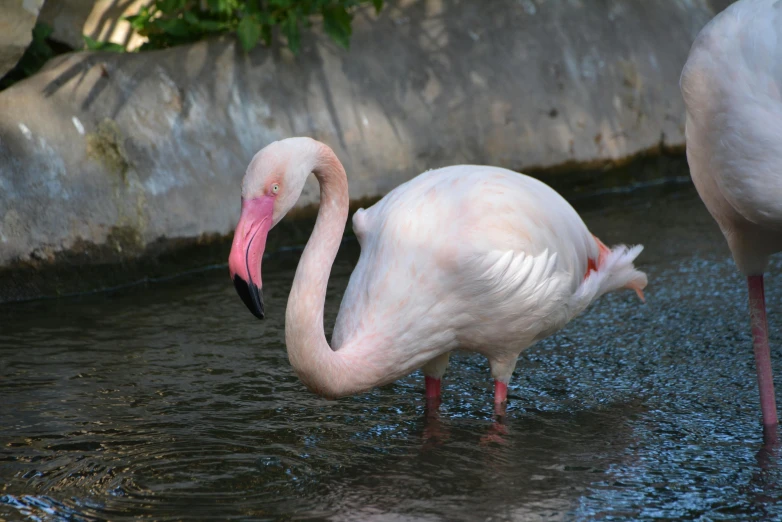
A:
[332,165,597,354]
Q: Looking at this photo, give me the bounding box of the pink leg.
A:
[425,376,441,399]
[494,381,508,404]
[748,275,779,443]
[494,381,508,416]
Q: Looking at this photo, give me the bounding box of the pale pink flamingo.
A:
[680,0,782,440]
[228,137,647,407]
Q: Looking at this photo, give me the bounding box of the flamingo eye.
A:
[271,183,280,194]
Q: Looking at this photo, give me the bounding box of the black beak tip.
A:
[233,276,265,320]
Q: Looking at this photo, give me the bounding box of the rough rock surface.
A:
[0,0,731,301]
[0,0,45,78]
[39,0,147,51]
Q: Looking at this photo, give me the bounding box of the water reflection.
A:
[2,187,782,520]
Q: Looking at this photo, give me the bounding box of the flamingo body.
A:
[681,0,782,437]
[229,138,646,406]
[333,166,644,386]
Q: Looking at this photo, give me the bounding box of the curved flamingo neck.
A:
[284,143,354,398]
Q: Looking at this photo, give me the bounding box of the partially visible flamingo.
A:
[680,0,782,441]
[228,137,647,408]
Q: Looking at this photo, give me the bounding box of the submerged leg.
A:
[490,356,518,415]
[748,275,779,443]
[422,352,451,400]
[425,377,441,399]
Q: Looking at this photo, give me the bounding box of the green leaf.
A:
[32,22,53,41]
[158,0,185,12]
[117,0,364,53]
[260,23,272,47]
[197,19,225,32]
[183,10,200,25]
[236,15,261,51]
[124,12,150,33]
[282,14,301,54]
[244,0,261,15]
[83,34,126,52]
[322,5,352,49]
[83,34,101,50]
[156,18,193,38]
[371,0,383,14]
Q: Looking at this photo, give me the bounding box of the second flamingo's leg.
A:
[748,275,779,443]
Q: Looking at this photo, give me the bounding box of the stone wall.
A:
[0,0,45,78]
[0,0,732,301]
[39,0,147,51]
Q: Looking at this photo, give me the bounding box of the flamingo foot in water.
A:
[482,392,510,445]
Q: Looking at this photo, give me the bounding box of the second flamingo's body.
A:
[681,0,782,438]
[229,139,647,406]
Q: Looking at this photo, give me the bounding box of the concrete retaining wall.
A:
[0,0,45,78]
[0,0,731,301]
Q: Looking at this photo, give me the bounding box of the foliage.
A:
[0,23,55,90]
[0,1,381,91]
[83,35,126,53]
[126,0,384,54]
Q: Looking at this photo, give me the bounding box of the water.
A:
[3,185,782,521]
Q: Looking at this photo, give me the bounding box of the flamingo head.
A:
[228,138,318,319]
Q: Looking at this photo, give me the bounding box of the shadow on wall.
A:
[40,0,148,51]
[87,0,143,49]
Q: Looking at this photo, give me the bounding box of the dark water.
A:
[3,185,782,521]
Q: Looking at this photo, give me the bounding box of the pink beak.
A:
[228,196,275,319]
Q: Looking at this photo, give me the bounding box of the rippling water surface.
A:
[3,186,782,521]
